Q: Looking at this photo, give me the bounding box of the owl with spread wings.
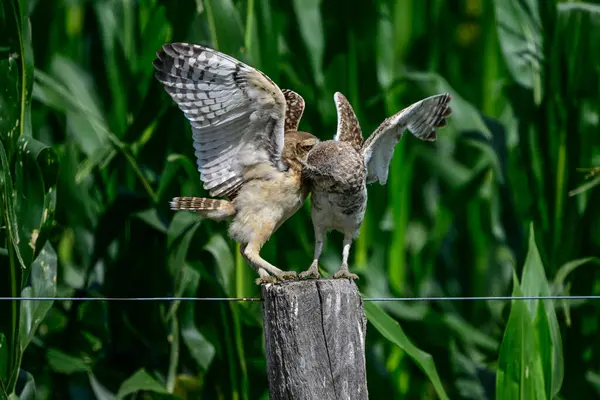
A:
[153,43,319,284]
[300,92,452,280]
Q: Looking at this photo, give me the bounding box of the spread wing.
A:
[282,89,305,132]
[361,93,452,185]
[332,92,363,151]
[153,43,287,198]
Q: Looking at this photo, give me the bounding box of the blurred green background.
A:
[1,0,600,398]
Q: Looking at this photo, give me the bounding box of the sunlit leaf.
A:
[46,348,92,374]
[569,173,600,197]
[33,58,109,156]
[203,0,244,55]
[555,3,600,100]
[0,140,25,269]
[520,225,564,396]
[180,265,215,371]
[11,370,35,400]
[450,342,494,400]
[493,0,543,102]
[204,234,235,297]
[115,369,168,399]
[14,135,58,268]
[587,371,600,393]
[553,257,600,293]
[497,225,564,399]
[167,212,202,278]
[0,52,20,150]
[365,302,450,400]
[157,153,199,203]
[291,0,324,86]
[19,242,57,352]
[442,314,499,352]
[134,209,168,234]
[88,373,115,400]
[496,272,547,400]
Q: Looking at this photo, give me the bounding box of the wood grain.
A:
[261,279,368,400]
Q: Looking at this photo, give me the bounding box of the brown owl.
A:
[154,43,319,284]
[300,92,452,279]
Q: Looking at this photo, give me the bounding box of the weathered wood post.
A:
[261,279,368,400]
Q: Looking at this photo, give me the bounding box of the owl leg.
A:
[239,244,274,285]
[242,241,297,285]
[299,226,324,279]
[332,234,359,280]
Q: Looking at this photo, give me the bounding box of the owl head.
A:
[282,131,320,168]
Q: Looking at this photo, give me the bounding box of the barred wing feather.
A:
[153,43,287,198]
[361,93,452,185]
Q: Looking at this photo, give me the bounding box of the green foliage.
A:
[496,225,563,399]
[365,302,449,400]
[0,0,599,399]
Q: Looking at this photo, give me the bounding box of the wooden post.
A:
[261,279,368,400]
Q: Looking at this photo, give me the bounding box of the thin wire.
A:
[0,297,261,301]
[364,295,600,301]
[0,295,599,302]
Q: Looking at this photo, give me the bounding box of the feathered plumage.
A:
[155,43,319,284]
[300,92,452,280]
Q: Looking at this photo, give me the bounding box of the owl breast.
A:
[306,140,367,237]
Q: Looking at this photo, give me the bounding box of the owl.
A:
[300,92,452,279]
[153,43,319,284]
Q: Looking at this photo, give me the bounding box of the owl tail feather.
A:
[170,197,236,221]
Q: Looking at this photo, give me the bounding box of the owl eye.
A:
[300,139,317,149]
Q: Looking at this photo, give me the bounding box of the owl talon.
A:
[299,263,320,279]
[275,270,298,282]
[255,276,275,285]
[332,264,359,280]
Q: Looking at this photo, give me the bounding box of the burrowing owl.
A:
[153,43,319,284]
[300,92,452,279]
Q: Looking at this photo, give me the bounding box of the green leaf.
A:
[88,373,115,400]
[496,272,547,400]
[157,153,200,203]
[0,0,34,148]
[0,139,25,269]
[0,49,20,150]
[11,370,35,400]
[167,212,202,277]
[115,368,168,400]
[586,371,600,393]
[204,0,245,55]
[134,209,168,234]
[449,341,494,400]
[46,348,92,374]
[569,172,600,197]
[14,135,58,269]
[520,224,564,397]
[19,242,57,352]
[180,265,215,371]
[291,0,324,86]
[364,302,449,400]
[555,3,600,101]
[553,257,600,294]
[204,234,235,297]
[0,334,7,395]
[33,58,109,157]
[551,256,600,325]
[493,0,543,102]
[496,225,564,399]
[166,316,179,393]
[442,314,499,352]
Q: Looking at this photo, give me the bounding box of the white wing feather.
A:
[361,93,452,185]
[154,43,287,198]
